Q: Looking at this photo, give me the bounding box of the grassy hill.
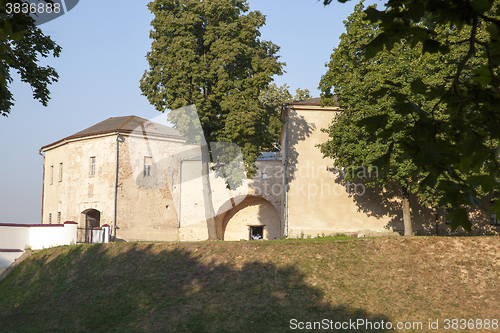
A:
[0,236,498,332]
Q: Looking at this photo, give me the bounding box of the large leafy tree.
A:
[140,0,284,238]
[323,0,500,231]
[319,1,487,234]
[0,0,61,116]
[259,83,312,119]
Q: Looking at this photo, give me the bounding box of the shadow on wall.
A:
[343,176,497,236]
[255,196,281,240]
[285,111,315,184]
[408,194,440,236]
[0,244,392,332]
[332,172,406,234]
[333,175,432,235]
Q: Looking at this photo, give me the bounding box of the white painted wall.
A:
[29,222,77,250]
[0,222,78,251]
[180,160,248,227]
[0,251,24,267]
[90,225,110,243]
[0,222,78,268]
[0,224,31,250]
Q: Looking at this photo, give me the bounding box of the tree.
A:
[323,0,500,231]
[319,1,487,234]
[259,83,312,118]
[140,0,284,239]
[1,0,61,116]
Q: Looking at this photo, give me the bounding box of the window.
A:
[48,213,52,224]
[490,200,499,225]
[90,157,96,177]
[144,157,152,177]
[57,212,61,224]
[50,165,54,184]
[59,163,63,182]
[250,226,264,240]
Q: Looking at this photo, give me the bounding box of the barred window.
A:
[59,163,63,182]
[49,213,52,224]
[57,212,61,224]
[144,157,152,177]
[90,157,96,177]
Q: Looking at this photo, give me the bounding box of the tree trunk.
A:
[401,185,413,236]
[201,145,217,240]
[435,208,440,236]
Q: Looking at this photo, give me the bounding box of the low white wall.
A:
[29,222,77,250]
[0,250,24,267]
[0,221,78,251]
[90,225,110,244]
[0,224,31,250]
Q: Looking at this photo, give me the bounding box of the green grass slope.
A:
[0,237,499,332]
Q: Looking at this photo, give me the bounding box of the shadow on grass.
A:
[0,243,392,332]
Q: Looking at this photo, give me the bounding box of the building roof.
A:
[41,116,183,151]
[286,96,339,107]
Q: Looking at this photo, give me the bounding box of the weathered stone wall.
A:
[43,134,118,228]
[41,109,500,242]
[42,132,193,242]
[114,134,196,241]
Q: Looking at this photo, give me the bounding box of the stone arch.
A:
[216,195,281,241]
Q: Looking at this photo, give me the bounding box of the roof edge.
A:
[41,129,126,151]
[286,96,339,107]
[41,128,186,152]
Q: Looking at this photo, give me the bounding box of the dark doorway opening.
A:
[78,209,101,243]
[250,226,263,240]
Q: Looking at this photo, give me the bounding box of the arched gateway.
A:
[216,196,281,241]
[78,209,101,243]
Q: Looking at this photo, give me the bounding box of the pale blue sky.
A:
[0,0,381,223]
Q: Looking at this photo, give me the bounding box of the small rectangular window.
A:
[57,212,61,224]
[59,163,63,182]
[90,157,96,177]
[490,200,499,225]
[49,213,52,224]
[250,226,264,240]
[50,165,54,185]
[144,157,152,177]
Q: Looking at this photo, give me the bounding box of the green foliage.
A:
[319,2,459,206]
[322,0,500,230]
[0,0,61,116]
[140,0,285,177]
[259,82,312,116]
